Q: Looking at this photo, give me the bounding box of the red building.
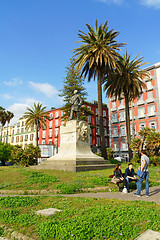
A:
[38,101,109,152]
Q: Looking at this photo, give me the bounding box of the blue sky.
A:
[0,0,160,124]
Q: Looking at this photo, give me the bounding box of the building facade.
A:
[1,118,36,148]
[108,62,160,159]
[38,101,109,152]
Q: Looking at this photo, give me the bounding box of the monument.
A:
[39,90,111,172]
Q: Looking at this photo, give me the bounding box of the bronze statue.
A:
[69,90,82,120]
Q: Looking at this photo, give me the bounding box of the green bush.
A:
[0,142,13,165]
[109,159,119,164]
[149,156,160,166]
[132,155,140,164]
[0,226,4,236]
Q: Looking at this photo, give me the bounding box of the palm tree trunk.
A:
[35,124,38,147]
[97,71,107,160]
[124,94,132,161]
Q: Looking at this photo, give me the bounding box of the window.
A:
[88,115,91,123]
[113,126,118,137]
[55,128,59,137]
[55,119,58,127]
[21,128,24,133]
[148,104,155,116]
[54,138,58,147]
[31,124,34,131]
[49,129,53,138]
[147,81,152,90]
[20,136,23,142]
[121,140,127,150]
[104,128,107,136]
[12,129,14,134]
[16,136,19,142]
[49,140,52,145]
[21,121,24,126]
[42,131,45,139]
[129,108,134,119]
[112,101,116,110]
[103,110,106,117]
[25,135,28,141]
[119,99,124,108]
[55,111,59,118]
[139,122,146,130]
[96,127,100,135]
[96,108,98,115]
[11,137,14,143]
[17,128,20,134]
[112,112,118,122]
[113,141,118,151]
[138,94,144,104]
[97,137,100,146]
[96,117,99,125]
[119,111,125,121]
[42,140,46,145]
[149,121,156,129]
[17,122,20,127]
[30,134,34,141]
[148,91,153,99]
[120,125,126,136]
[138,107,145,118]
[49,121,52,128]
[50,113,53,119]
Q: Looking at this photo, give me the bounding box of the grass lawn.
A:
[0,163,160,194]
[0,195,159,240]
[0,163,160,239]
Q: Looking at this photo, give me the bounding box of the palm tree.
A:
[6,111,14,143]
[23,103,50,146]
[73,19,125,159]
[104,52,149,160]
[0,107,7,142]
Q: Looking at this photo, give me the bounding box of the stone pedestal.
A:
[39,120,110,172]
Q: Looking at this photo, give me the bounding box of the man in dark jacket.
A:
[125,163,138,193]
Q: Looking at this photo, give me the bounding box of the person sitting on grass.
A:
[113,163,127,191]
[125,163,138,193]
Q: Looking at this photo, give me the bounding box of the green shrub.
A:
[149,156,160,166]
[132,155,140,164]
[0,226,4,236]
[109,159,119,164]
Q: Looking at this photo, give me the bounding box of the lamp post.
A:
[56,133,58,154]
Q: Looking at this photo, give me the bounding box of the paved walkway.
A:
[0,186,160,204]
[61,186,160,204]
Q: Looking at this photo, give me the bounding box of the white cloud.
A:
[4,78,23,86]
[29,81,59,98]
[96,0,123,4]
[1,93,12,100]
[7,98,38,125]
[140,0,160,8]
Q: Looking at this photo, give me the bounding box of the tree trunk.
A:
[35,124,38,147]
[125,94,132,161]
[97,71,107,160]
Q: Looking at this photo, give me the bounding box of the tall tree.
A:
[59,57,92,121]
[104,52,149,160]
[73,19,125,159]
[6,111,14,143]
[23,102,50,146]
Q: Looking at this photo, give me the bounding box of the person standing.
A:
[134,150,149,197]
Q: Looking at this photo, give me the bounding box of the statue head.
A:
[74,90,78,94]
